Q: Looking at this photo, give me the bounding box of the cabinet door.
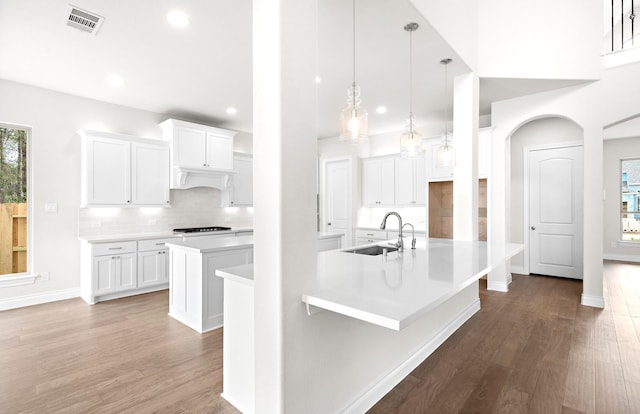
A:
[362,159,382,206]
[131,142,170,205]
[174,126,207,168]
[117,253,137,291]
[362,157,395,206]
[206,132,234,170]
[86,136,131,205]
[395,158,414,205]
[414,157,426,204]
[93,255,118,295]
[138,250,169,288]
[229,155,253,205]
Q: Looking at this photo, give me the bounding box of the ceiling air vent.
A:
[65,5,104,35]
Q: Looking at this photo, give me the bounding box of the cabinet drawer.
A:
[354,229,387,240]
[93,241,137,256]
[138,237,179,252]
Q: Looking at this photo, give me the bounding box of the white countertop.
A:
[166,235,255,253]
[165,231,344,254]
[78,227,253,243]
[302,238,523,331]
[216,264,254,286]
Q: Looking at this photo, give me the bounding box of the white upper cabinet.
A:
[80,130,170,207]
[362,156,396,206]
[222,153,253,206]
[159,119,237,189]
[173,125,207,168]
[131,141,170,205]
[395,156,426,205]
[362,155,426,207]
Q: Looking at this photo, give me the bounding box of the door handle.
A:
[327,222,332,226]
[531,226,536,230]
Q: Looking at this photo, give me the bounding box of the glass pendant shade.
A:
[436,135,456,167]
[400,114,423,157]
[339,84,368,144]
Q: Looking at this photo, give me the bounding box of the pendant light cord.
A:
[352,0,356,89]
[439,58,452,147]
[410,29,414,128]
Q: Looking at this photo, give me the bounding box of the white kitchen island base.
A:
[216,238,523,414]
[166,236,253,333]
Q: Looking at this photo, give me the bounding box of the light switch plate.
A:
[44,202,58,213]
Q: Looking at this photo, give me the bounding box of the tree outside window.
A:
[0,127,28,275]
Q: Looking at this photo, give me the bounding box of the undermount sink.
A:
[343,245,399,256]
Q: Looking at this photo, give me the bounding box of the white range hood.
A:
[171,166,236,190]
[159,118,238,191]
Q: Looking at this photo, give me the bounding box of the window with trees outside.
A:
[621,159,640,241]
[0,126,28,276]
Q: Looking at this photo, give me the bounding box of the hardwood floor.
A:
[0,290,240,414]
[369,261,640,414]
[2,261,640,413]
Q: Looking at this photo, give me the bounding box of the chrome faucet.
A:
[380,211,403,251]
[402,222,416,249]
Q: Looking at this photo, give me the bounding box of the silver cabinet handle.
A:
[108,247,123,250]
[531,226,536,230]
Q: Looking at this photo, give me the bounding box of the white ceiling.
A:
[0,0,584,138]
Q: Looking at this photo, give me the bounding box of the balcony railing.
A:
[606,0,639,53]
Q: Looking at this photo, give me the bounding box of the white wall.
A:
[409,0,479,70]
[477,0,602,80]
[0,79,252,304]
[603,137,640,261]
[490,60,640,306]
[509,117,583,272]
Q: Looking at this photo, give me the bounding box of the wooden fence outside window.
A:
[0,203,27,275]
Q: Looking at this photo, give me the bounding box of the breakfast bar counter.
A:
[301,238,523,331]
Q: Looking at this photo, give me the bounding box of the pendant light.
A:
[399,22,423,158]
[436,58,455,168]
[339,0,368,144]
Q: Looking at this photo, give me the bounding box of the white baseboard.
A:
[507,273,513,285]
[604,253,640,263]
[581,293,605,308]
[487,280,509,292]
[342,298,481,414]
[0,288,80,311]
[221,392,253,414]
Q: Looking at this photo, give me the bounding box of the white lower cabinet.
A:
[93,252,136,295]
[81,237,178,304]
[169,246,253,333]
[137,250,169,288]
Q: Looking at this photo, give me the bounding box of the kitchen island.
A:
[164,232,344,333]
[216,237,522,413]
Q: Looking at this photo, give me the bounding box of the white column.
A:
[452,72,479,241]
[581,123,604,307]
[487,126,510,292]
[253,1,318,412]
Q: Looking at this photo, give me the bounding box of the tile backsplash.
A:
[78,187,254,237]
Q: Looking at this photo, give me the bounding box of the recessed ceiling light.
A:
[376,106,387,114]
[107,74,124,88]
[315,76,322,84]
[226,107,238,115]
[167,10,190,28]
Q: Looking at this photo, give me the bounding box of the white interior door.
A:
[528,145,583,279]
[323,157,352,247]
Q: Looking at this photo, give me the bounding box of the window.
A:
[0,125,29,276]
[621,159,640,241]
